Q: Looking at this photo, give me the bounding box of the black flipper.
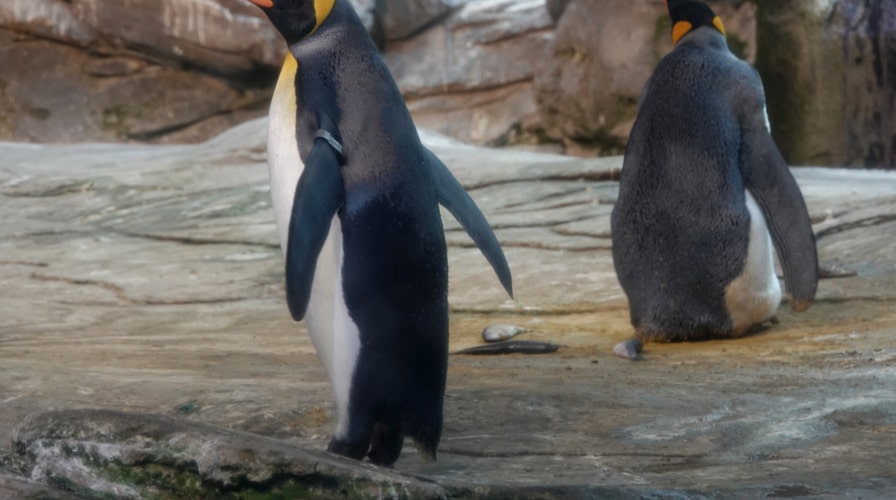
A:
[427,149,513,298]
[285,131,345,321]
[739,124,818,311]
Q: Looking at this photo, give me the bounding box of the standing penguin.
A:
[243,0,513,466]
[610,0,818,344]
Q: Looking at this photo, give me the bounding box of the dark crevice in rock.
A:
[448,305,620,316]
[811,296,896,305]
[1,182,97,197]
[402,77,533,100]
[440,449,590,458]
[383,6,460,44]
[446,214,596,232]
[465,169,621,191]
[441,448,704,460]
[449,240,609,253]
[29,273,247,306]
[499,186,597,210]
[491,214,596,230]
[0,261,48,267]
[474,26,554,47]
[499,199,598,213]
[815,213,896,239]
[1,231,98,242]
[125,98,269,141]
[553,227,612,239]
[116,231,279,250]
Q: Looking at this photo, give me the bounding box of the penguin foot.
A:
[613,339,644,361]
[327,436,369,462]
[367,423,404,467]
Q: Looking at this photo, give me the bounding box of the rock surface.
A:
[1,119,896,497]
[13,409,448,498]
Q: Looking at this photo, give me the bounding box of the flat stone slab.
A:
[1,119,895,497]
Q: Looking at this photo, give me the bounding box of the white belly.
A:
[724,191,782,335]
[268,54,359,438]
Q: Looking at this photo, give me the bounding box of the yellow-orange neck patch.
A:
[276,53,298,92]
[671,20,692,45]
[671,16,727,45]
[311,0,336,35]
[712,16,727,37]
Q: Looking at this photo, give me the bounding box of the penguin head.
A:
[664,0,726,45]
[245,0,335,45]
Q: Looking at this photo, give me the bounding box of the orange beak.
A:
[247,0,274,8]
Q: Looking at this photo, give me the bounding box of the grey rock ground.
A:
[1,118,895,497]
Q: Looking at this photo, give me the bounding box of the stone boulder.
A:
[0,0,757,150]
[533,0,756,156]
[383,0,555,146]
[755,0,896,168]
[0,0,282,143]
[377,0,463,41]
[9,0,893,168]
[12,409,448,498]
[0,0,283,73]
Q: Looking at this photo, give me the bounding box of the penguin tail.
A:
[411,433,439,463]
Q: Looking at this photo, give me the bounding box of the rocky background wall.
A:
[0,0,893,168]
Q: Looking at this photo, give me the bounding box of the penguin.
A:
[610,0,818,343]
[244,0,513,466]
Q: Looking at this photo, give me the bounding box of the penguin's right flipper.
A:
[427,149,513,298]
[739,126,818,310]
[285,136,345,321]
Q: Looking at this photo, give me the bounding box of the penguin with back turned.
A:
[243,0,513,466]
[610,0,818,344]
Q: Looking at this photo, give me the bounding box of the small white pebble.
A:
[613,339,644,361]
[481,324,527,343]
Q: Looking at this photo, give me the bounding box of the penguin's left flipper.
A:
[285,135,345,321]
[427,149,513,298]
[739,123,818,312]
